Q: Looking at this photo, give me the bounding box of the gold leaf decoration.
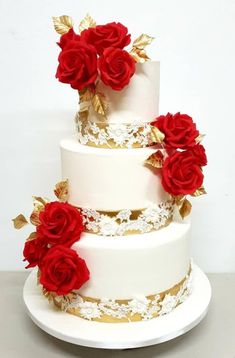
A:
[78,109,89,123]
[12,214,28,229]
[179,198,192,219]
[42,287,54,302]
[26,232,37,241]
[192,186,207,197]
[79,87,94,103]
[54,179,69,202]
[133,34,154,50]
[30,196,49,226]
[92,93,108,116]
[30,211,41,226]
[149,126,165,144]
[79,13,96,33]
[52,15,73,35]
[129,48,150,63]
[195,134,206,143]
[145,150,164,168]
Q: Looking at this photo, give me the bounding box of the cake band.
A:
[51,266,192,323]
[76,114,153,149]
[79,201,174,236]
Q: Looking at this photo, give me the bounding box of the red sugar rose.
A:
[56,41,98,90]
[57,28,81,49]
[81,22,131,55]
[23,236,48,269]
[151,112,199,150]
[162,150,204,196]
[37,202,84,248]
[39,245,90,295]
[98,47,136,90]
[189,144,207,167]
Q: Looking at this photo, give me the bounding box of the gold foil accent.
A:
[30,196,49,226]
[192,186,207,197]
[52,266,191,323]
[52,15,73,35]
[79,14,96,34]
[54,180,69,202]
[79,88,94,103]
[12,214,28,229]
[145,150,164,169]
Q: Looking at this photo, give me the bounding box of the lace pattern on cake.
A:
[53,266,192,322]
[80,201,174,236]
[75,115,152,148]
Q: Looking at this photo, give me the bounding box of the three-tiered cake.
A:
[14,14,207,324]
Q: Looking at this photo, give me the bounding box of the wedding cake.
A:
[13,14,207,323]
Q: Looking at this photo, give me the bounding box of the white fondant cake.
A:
[15,18,208,325]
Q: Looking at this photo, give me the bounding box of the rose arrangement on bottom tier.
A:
[13,190,90,296]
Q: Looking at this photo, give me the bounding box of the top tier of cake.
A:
[87,61,160,124]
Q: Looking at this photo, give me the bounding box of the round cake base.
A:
[23,264,211,350]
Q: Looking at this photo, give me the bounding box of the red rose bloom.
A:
[57,28,81,49]
[23,237,48,269]
[98,47,135,90]
[56,42,98,90]
[162,150,204,196]
[151,113,199,149]
[190,144,207,167]
[37,202,84,248]
[81,22,131,55]
[39,245,90,295]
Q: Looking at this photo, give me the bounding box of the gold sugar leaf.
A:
[92,93,108,116]
[179,198,192,219]
[12,214,28,229]
[129,48,150,63]
[37,269,41,285]
[33,196,49,207]
[42,287,54,302]
[30,211,41,226]
[132,34,154,50]
[149,126,165,143]
[192,186,207,197]
[195,134,206,143]
[79,110,89,123]
[145,150,164,168]
[26,232,37,241]
[79,88,94,103]
[52,15,74,35]
[79,13,96,33]
[54,179,69,202]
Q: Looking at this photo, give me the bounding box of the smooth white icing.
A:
[88,61,160,124]
[72,219,191,299]
[60,137,168,211]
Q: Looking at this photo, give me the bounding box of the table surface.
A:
[0,272,234,358]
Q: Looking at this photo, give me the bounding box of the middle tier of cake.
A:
[60,137,168,211]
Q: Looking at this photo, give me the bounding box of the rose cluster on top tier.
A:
[56,22,136,91]
[151,113,207,196]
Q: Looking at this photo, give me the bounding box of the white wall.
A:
[0,0,234,272]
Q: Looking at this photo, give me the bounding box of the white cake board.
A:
[23,264,211,350]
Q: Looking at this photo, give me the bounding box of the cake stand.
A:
[23,264,211,349]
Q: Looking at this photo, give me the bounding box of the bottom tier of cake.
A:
[49,219,191,323]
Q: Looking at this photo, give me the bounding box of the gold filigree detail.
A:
[149,126,165,144]
[91,93,108,117]
[192,186,207,197]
